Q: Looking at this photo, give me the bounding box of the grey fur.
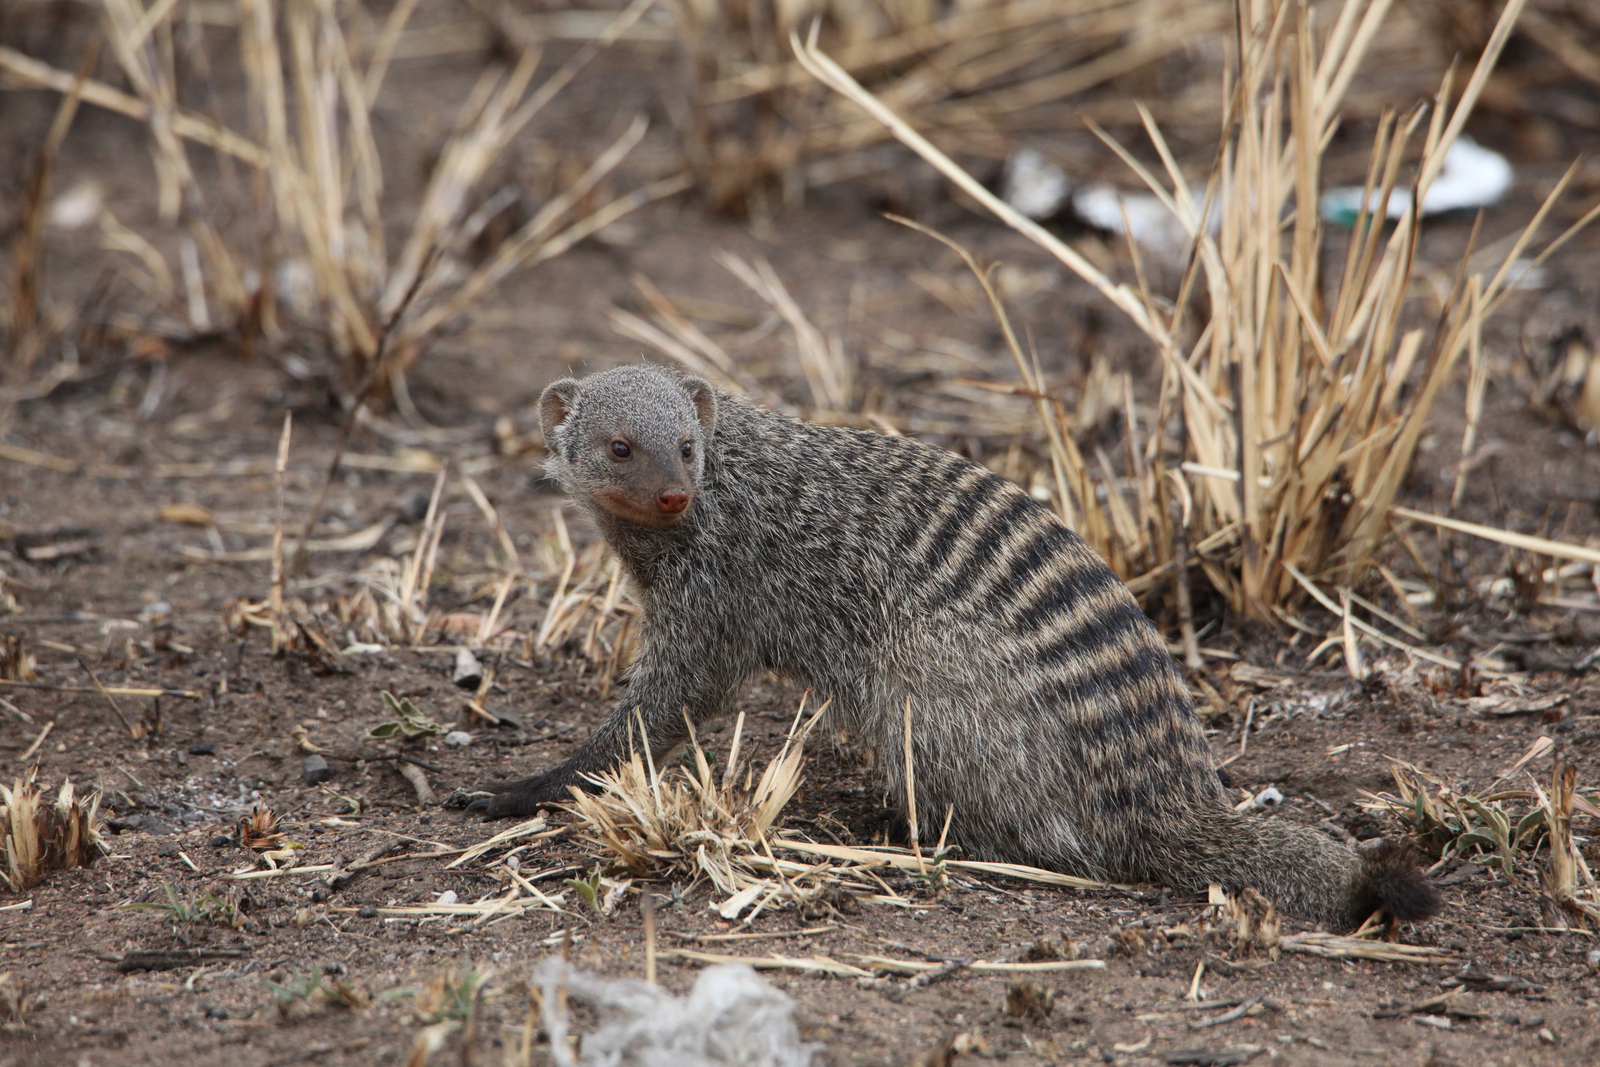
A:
[473,364,1439,931]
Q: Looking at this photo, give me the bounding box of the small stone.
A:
[443,731,472,748]
[1538,1028,1555,1044]
[357,906,378,918]
[452,648,484,690]
[207,834,233,848]
[302,754,334,785]
[200,1003,228,1020]
[188,743,218,756]
[436,890,458,905]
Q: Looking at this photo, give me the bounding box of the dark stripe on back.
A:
[1011,559,1123,634]
[1035,645,1182,733]
[1030,603,1159,674]
[930,493,1043,604]
[898,470,1008,559]
[975,523,1081,613]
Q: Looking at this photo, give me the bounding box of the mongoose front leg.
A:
[469,638,739,817]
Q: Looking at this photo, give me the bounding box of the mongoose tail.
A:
[1132,813,1441,930]
[471,364,1442,933]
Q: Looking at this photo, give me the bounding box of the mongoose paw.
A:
[462,772,578,819]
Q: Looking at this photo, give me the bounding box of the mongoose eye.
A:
[610,439,631,459]
[680,440,693,460]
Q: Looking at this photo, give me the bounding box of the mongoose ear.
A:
[538,379,581,440]
[682,377,718,431]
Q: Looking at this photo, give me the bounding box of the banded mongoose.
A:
[472,363,1440,931]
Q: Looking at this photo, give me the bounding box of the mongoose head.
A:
[538,366,718,530]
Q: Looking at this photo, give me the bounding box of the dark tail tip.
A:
[1352,839,1442,923]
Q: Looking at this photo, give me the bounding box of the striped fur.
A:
[472,365,1439,931]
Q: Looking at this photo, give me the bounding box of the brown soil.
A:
[4,13,1600,1067]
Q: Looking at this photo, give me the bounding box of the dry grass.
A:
[618,251,858,417]
[2,0,679,401]
[798,0,1600,625]
[0,773,107,892]
[563,693,1137,922]
[528,507,639,692]
[566,700,829,921]
[673,0,1230,213]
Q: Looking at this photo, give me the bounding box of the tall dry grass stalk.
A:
[799,0,1600,622]
[676,0,1229,212]
[4,0,681,398]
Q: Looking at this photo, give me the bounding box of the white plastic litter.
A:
[1001,146,1215,258]
[1319,137,1511,225]
[1071,183,1214,259]
[1002,147,1073,219]
[536,957,817,1067]
[1252,786,1284,808]
[48,180,103,230]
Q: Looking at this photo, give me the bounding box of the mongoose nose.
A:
[657,488,689,513]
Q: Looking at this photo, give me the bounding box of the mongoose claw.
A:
[463,772,578,819]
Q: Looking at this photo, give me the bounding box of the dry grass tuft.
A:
[235,800,287,852]
[799,0,1600,622]
[0,635,37,683]
[0,969,34,1028]
[1217,887,1281,958]
[0,773,107,892]
[566,701,823,919]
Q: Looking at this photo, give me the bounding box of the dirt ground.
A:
[4,7,1600,1067]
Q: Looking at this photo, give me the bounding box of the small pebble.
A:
[357,906,378,918]
[302,754,334,785]
[436,890,458,905]
[1253,786,1284,808]
[188,743,218,756]
[444,731,472,748]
